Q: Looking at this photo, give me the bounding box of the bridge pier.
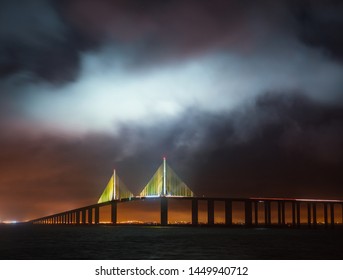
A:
[312,203,317,227]
[330,203,335,228]
[307,202,312,227]
[245,200,252,226]
[76,211,80,224]
[277,202,282,225]
[225,199,232,226]
[264,201,271,225]
[88,207,93,224]
[282,202,286,225]
[192,199,198,225]
[296,202,301,227]
[291,202,296,226]
[254,201,258,225]
[160,197,168,225]
[207,199,214,225]
[82,209,86,224]
[95,206,100,224]
[111,201,117,224]
[324,203,328,228]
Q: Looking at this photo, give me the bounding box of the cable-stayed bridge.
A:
[30,158,343,228]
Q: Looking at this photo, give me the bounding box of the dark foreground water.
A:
[1,224,343,259]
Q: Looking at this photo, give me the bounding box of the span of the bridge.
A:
[30,158,343,227]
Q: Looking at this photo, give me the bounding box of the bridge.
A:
[30,158,343,227]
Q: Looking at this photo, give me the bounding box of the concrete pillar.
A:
[324,203,328,228]
[82,209,86,224]
[307,203,312,227]
[312,203,317,227]
[225,200,232,226]
[281,202,286,225]
[76,211,80,224]
[330,203,335,228]
[207,199,214,225]
[88,208,93,224]
[264,201,271,225]
[191,199,198,225]
[296,202,301,227]
[160,197,168,226]
[278,202,282,225]
[95,206,100,224]
[292,202,296,226]
[245,200,253,226]
[111,201,117,224]
[254,201,258,225]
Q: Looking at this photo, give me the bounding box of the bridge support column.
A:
[324,203,328,228]
[191,199,198,225]
[312,203,317,227]
[82,210,86,224]
[254,201,258,225]
[207,199,214,225]
[264,201,271,225]
[292,202,296,227]
[278,202,282,225]
[307,203,312,227]
[88,208,93,224]
[111,201,117,224]
[160,197,168,226]
[281,202,286,225]
[76,211,80,224]
[95,206,100,224]
[225,200,232,226]
[330,203,335,228]
[296,202,301,227]
[245,200,252,226]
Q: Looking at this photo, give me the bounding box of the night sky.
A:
[0,0,342,222]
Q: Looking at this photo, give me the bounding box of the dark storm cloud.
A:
[0,0,83,83]
[1,0,343,84]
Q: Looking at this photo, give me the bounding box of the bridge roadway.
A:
[30,196,343,228]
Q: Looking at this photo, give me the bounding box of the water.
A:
[1,224,342,259]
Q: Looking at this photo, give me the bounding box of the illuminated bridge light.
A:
[139,157,194,197]
[250,197,343,203]
[98,169,133,203]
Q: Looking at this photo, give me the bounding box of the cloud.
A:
[3,38,339,136]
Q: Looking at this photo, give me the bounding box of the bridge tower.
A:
[98,169,133,203]
[139,157,194,197]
